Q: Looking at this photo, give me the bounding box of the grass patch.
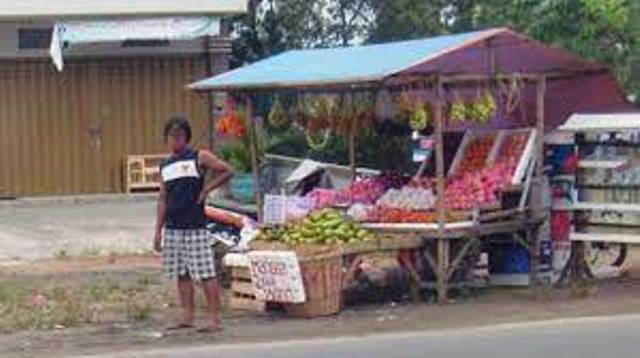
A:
[126,301,153,321]
[80,246,102,257]
[0,272,174,333]
[54,249,69,261]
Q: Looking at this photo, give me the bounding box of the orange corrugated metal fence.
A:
[0,57,208,196]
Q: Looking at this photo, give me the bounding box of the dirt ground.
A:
[1,252,640,358]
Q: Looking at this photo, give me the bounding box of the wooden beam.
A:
[446,238,479,281]
[194,68,608,94]
[434,75,446,236]
[245,96,263,222]
[393,68,608,86]
[529,76,546,291]
[423,246,438,275]
[433,75,449,304]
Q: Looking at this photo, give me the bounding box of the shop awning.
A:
[189,29,504,91]
[189,27,633,130]
[188,27,605,91]
[50,17,220,71]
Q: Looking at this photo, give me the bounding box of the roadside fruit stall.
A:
[189,28,631,313]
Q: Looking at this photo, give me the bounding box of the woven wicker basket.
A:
[284,251,343,318]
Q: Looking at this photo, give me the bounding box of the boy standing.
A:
[154,115,233,333]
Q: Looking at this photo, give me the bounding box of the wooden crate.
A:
[124,154,168,193]
[228,265,266,313]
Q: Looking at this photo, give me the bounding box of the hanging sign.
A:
[248,251,306,303]
[412,133,435,163]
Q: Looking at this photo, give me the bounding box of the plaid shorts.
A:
[163,228,216,281]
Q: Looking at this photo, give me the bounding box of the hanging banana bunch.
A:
[268,95,289,129]
[337,92,354,136]
[466,87,496,123]
[290,95,308,129]
[480,89,497,123]
[304,96,326,133]
[393,87,414,123]
[306,129,331,150]
[361,91,378,132]
[409,100,430,131]
[321,94,340,132]
[448,91,467,122]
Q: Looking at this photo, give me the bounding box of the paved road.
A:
[0,198,155,263]
[82,315,640,358]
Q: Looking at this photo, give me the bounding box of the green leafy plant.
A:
[219,141,253,173]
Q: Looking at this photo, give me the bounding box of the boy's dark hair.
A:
[164,115,192,142]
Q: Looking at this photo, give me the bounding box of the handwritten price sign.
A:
[247,251,306,303]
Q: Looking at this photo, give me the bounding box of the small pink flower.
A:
[32,293,49,308]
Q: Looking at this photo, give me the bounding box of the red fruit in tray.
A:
[455,135,497,176]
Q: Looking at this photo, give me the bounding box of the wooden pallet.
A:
[228,266,266,312]
[124,154,167,193]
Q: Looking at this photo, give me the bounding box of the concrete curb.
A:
[0,193,157,209]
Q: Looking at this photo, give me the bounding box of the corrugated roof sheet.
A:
[559,113,640,132]
[189,28,504,91]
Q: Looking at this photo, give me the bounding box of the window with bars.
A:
[18,28,53,50]
[122,39,170,48]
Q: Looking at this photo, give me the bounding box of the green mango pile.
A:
[257,209,373,246]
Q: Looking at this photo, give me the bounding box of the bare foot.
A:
[197,321,222,334]
[165,322,194,331]
[196,326,222,334]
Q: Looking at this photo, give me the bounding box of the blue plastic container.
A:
[229,173,256,204]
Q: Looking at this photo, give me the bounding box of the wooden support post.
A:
[446,239,478,281]
[529,76,546,291]
[349,127,356,181]
[398,250,423,302]
[246,96,263,221]
[433,75,448,304]
[423,245,438,276]
[203,36,217,151]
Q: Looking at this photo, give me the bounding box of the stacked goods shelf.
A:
[123,154,167,193]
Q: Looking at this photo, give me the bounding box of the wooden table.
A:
[350,217,544,303]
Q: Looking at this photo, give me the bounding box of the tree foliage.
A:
[230,0,375,68]
[230,0,638,101]
[368,0,637,101]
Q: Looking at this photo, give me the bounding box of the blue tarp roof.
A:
[189,28,504,91]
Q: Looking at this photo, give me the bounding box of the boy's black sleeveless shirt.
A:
[160,148,206,229]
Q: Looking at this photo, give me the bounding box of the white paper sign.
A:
[286,196,316,221]
[264,195,315,224]
[263,194,287,225]
[248,251,306,303]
